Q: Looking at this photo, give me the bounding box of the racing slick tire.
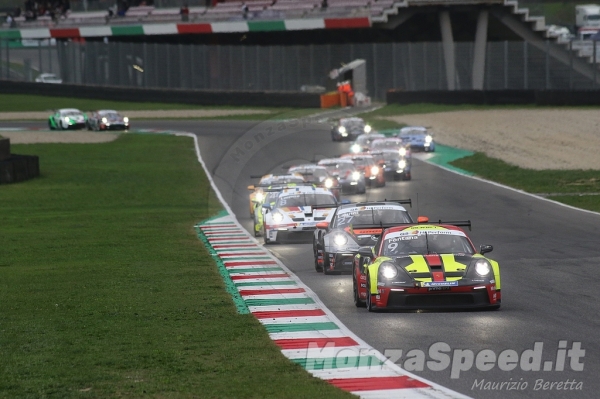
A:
[356,183,366,195]
[365,273,377,312]
[263,226,271,245]
[314,256,323,272]
[321,249,331,275]
[353,267,366,308]
[48,120,55,130]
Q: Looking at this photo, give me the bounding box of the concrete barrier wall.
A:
[387,89,600,106]
[0,80,322,108]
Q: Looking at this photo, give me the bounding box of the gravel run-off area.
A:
[385,109,600,170]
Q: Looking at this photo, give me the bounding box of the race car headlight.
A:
[272,212,284,224]
[474,259,491,276]
[350,144,361,153]
[380,263,398,279]
[102,117,108,123]
[370,166,379,175]
[338,126,346,134]
[64,117,70,123]
[123,117,129,123]
[399,147,407,156]
[398,159,407,169]
[364,124,372,133]
[332,233,348,246]
[255,192,264,202]
[351,171,361,181]
[425,135,433,143]
[324,178,333,188]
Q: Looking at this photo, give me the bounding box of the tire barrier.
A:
[0,154,40,185]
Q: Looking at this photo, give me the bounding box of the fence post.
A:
[523,41,528,90]
[569,39,573,90]
[504,40,508,89]
[594,39,597,89]
[545,39,550,90]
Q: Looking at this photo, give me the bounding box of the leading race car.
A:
[48,108,87,130]
[87,110,130,131]
[247,173,305,217]
[263,185,337,244]
[353,219,501,311]
[313,200,413,274]
[396,126,435,152]
[331,117,372,142]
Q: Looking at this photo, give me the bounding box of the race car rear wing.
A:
[344,199,412,208]
[421,219,472,231]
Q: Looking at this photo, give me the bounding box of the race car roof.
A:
[279,185,333,195]
[59,108,83,114]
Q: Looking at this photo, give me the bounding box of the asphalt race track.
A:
[6,118,599,399]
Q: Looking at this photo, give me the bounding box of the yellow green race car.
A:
[353,219,501,311]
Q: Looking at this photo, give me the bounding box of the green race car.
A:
[48,108,88,130]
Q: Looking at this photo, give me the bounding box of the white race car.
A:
[48,108,87,130]
[262,185,338,244]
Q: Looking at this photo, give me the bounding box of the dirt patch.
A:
[384,109,600,170]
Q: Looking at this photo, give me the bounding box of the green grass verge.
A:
[0,94,322,121]
[0,135,354,399]
[451,152,600,212]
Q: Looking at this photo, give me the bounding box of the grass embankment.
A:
[0,135,354,398]
[0,93,321,121]
[358,104,600,213]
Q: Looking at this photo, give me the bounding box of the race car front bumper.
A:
[369,284,500,310]
[265,224,317,243]
[325,252,356,273]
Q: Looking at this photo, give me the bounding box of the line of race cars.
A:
[48,108,130,131]
[246,119,501,312]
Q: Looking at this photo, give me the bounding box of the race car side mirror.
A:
[341,199,351,204]
[316,222,329,229]
[247,185,255,190]
[480,245,493,255]
[262,204,271,212]
[417,216,429,223]
[358,246,373,259]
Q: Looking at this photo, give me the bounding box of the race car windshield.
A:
[276,193,336,207]
[371,140,402,150]
[383,232,474,256]
[349,158,373,167]
[333,208,412,228]
[322,163,353,175]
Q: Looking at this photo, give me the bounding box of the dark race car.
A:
[287,164,341,201]
[87,110,130,131]
[317,158,366,194]
[313,200,412,274]
[370,149,412,181]
[341,153,385,188]
[331,117,372,142]
[349,133,386,154]
[353,219,501,311]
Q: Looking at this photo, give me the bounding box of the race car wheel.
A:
[366,273,376,312]
[314,256,323,272]
[403,172,411,181]
[322,251,331,275]
[263,227,271,245]
[48,120,55,130]
[353,268,366,308]
[356,184,366,195]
